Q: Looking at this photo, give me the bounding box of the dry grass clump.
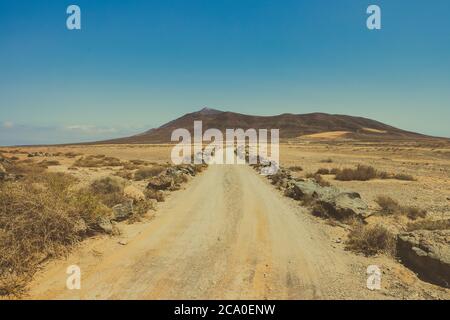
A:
[333,165,416,182]
[72,155,122,168]
[346,224,395,256]
[0,172,112,296]
[375,195,426,220]
[305,172,331,187]
[375,196,400,215]
[320,158,333,163]
[114,169,134,180]
[134,166,166,181]
[407,219,450,231]
[38,160,61,168]
[144,188,165,202]
[392,173,416,181]
[316,168,330,175]
[64,152,82,158]
[335,165,380,181]
[89,177,127,207]
[288,166,303,172]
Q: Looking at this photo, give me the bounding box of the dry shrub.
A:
[346,224,395,256]
[316,168,330,175]
[89,177,127,207]
[403,207,427,220]
[72,155,122,168]
[4,160,46,178]
[407,219,450,231]
[393,173,416,181]
[375,196,400,215]
[144,189,165,202]
[320,158,333,163]
[288,166,303,172]
[129,200,156,223]
[114,169,134,180]
[0,172,112,296]
[130,159,148,166]
[329,168,340,175]
[375,195,426,220]
[305,173,330,187]
[134,166,166,181]
[64,152,81,158]
[38,160,61,167]
[335,165,379,181]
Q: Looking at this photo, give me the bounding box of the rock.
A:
[397,230,450,288]
[147,175,174,191]
[97,217,113,234]
[112,201,134,221]
[316,189,369,220]
[118,240,128,246]
[284,180,321,200]
[124,185,145,201]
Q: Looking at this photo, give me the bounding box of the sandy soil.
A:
[2,142,449,300]
[23,164,447,300]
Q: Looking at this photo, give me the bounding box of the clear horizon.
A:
[1,0,450,145]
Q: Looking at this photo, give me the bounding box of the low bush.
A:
[144,189,165,202]
[375,195,426,220]
[89,177,127,207]
[375,196,400,215]
[288,166,303,172]
[316,168,330,175]
[134,166,166,181]
[0,172,111,297]
[346,224,395,256]
[305,173,330,187]
[335,165,379,181]
[393,173,416,181]
[72,155,122,168]
[407,219,450,231]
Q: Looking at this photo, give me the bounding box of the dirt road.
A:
[28,165,384,299]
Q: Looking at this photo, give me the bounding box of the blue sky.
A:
[1,0,449,145]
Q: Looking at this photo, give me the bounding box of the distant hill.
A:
[97,107,432,144]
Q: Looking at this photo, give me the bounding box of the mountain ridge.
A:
[95,108,435,144]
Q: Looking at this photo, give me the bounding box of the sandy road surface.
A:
[28,165,383,299]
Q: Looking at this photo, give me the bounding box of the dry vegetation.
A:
[406,219,450,232]
[0,149,189,297]
[330,165,416,182]
[375,195,427,220]
[0,170,112,296]
[134,165,167,181]
[72,155,123,168]
[346,223,396,256]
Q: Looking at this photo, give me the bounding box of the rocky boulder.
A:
[316,188,369,220]
[397,230,450,288]
[112,201,134,221]
[284,180,321,200]
[147,175,174,191]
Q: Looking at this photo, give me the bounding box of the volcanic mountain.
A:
[98,107,431,144]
